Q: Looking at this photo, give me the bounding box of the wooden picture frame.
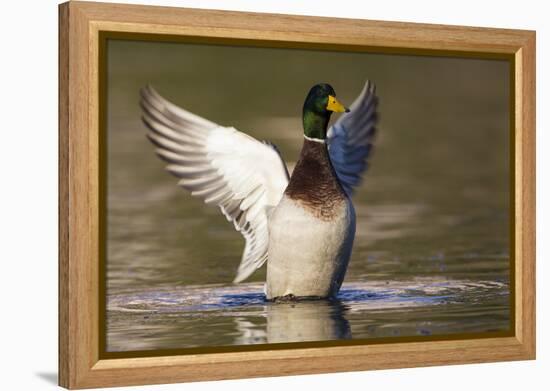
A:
[58,1,536,389]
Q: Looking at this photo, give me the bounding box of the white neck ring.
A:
[303,134,326,144]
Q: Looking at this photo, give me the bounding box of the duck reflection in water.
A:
[234,299,351,345]
[267,299,352,343]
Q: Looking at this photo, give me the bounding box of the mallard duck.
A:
[140,81,378,300]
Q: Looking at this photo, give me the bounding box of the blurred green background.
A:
[107,39,510,292]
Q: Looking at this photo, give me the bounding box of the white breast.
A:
[266,195,356,299]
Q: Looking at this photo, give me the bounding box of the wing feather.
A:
[140,85,289,283]
[328,80,379,196]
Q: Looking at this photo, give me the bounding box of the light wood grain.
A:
[58,1,536,389]
[58,3,70,387]
[517,36,536,352]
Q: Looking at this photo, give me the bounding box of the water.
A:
[107,279,509,351]
[106,40,511,352]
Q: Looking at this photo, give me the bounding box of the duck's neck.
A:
[295,137,331,166]
[302,110,330,140]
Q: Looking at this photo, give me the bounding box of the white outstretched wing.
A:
[140,85,289,283]
[327,81,379,196]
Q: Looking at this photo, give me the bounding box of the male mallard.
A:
[140,81,378,300]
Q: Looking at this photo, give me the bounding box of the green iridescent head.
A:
[302,83,349,140]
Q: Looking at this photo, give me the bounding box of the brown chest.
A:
[284,139,347,221]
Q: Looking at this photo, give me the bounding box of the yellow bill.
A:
[326,95,350,113]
